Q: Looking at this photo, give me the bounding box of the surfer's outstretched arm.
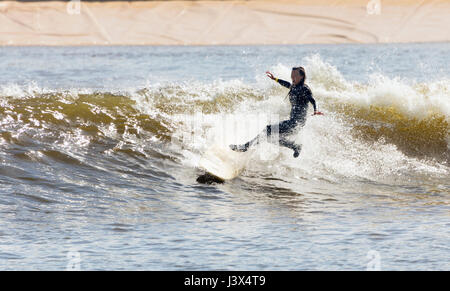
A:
[308,94,317,112]
[303,85,321,114]
[308,94,323,115]
[275,78,291,89]
[266,71,291,88]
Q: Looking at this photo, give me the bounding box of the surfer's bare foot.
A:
[229,142,249,152]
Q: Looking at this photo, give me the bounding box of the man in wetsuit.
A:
[230,66,321,158]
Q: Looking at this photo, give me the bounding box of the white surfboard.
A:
[198,143,251,181]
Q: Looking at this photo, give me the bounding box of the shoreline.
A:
[1,1,449,46]
[2,41,450,47]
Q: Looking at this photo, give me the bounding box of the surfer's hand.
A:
[266,71,275,80]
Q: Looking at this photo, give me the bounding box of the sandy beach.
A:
[0,0,449,46]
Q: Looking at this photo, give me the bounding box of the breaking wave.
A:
[1,55,448,184]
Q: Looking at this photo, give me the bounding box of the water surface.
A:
[0,43,449,270]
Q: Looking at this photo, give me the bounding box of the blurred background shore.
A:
[1,0,449,46]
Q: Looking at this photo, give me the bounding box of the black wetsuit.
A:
[230,78,317,157]
[273,78,316,133]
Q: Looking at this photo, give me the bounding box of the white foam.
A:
[1,59,448,184]
[173,55,449,182]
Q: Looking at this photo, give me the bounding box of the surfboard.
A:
[197,143,251,183]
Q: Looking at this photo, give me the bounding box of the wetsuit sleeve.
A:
[275,78,291,89]
[306,89,317,112]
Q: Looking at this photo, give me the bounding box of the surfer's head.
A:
[291,66,306,86]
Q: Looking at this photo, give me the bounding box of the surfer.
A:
[230,66,322,158]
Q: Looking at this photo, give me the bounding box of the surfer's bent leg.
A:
[279,136,302,158]
[229,131,264,152]
[230,120,285,152]
[275,119,304,158]
[230,120,286,152]
[230,119,302,157]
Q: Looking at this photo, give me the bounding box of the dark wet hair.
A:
[292,66,306,86]
[285,66,306,99]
